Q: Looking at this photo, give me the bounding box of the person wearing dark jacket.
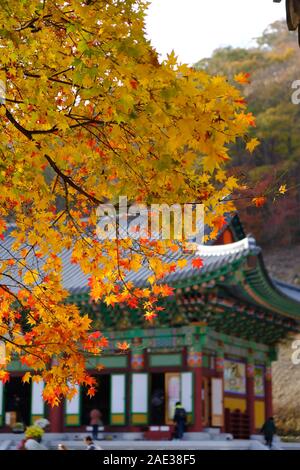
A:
[261,417,276,448]
[173,402,187,440]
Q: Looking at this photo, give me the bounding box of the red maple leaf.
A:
[130,79,138,90]
[213,215,227,231]
[252,196,267,208]
[192,258,203,269]
[88,331,101,340]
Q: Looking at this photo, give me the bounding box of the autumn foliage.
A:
[0,0,255,404]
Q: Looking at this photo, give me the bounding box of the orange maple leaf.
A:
[117,341,130,352]
[87,386,96,398]
[245,112,256,127]
[234,72,251,84]
[0,219,6,240]
[0,371,9,383]
[213,215,227,231]
[160,285,175,297]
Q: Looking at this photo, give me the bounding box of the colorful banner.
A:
[254,366,265,397]
[224,359,246,395]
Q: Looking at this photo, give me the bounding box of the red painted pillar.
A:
[187,349,203,432]
[49,402,64,433]
[246,363,255,435]
[265,366,273,419]
[193,366,203,432]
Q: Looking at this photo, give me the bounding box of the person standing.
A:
[261,417,276,449]
[173,401,187,440]
[89,408,102,441]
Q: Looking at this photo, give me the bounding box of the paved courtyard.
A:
[0,433,298,450]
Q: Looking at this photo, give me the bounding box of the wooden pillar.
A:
[246,362,255,435]
[49,402,64,433]
[265,366,273,419]
[193,366,203,432]
[187,348,203,432]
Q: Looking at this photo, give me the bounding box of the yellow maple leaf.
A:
[246,138,260,153]
[22,372,32,383]
[177,259,188,269]
[279,184,287,195]
[216,170,226,182]
[23,270,39,285]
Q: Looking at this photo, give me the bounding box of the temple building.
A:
[1,214,300,438]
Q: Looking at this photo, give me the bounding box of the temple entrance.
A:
[4,376,31,426]
[149,373,187,426]
[149,373,165,425]
[81,375,110,426]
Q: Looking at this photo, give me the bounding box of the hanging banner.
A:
[224,359,246,395]
[254,366,265,397]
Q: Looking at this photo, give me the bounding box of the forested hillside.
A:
[196,21,300,247]
[196,23,300,432]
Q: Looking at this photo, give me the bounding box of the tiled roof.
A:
[122,237,255,290]
[0,230,254,294]
[1,226,300,321]
[273,279,300,303]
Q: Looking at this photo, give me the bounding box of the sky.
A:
[145,0,286,65]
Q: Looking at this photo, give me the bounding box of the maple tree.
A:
[0,0,255,404]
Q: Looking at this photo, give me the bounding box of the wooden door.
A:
[165,373,180,425]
